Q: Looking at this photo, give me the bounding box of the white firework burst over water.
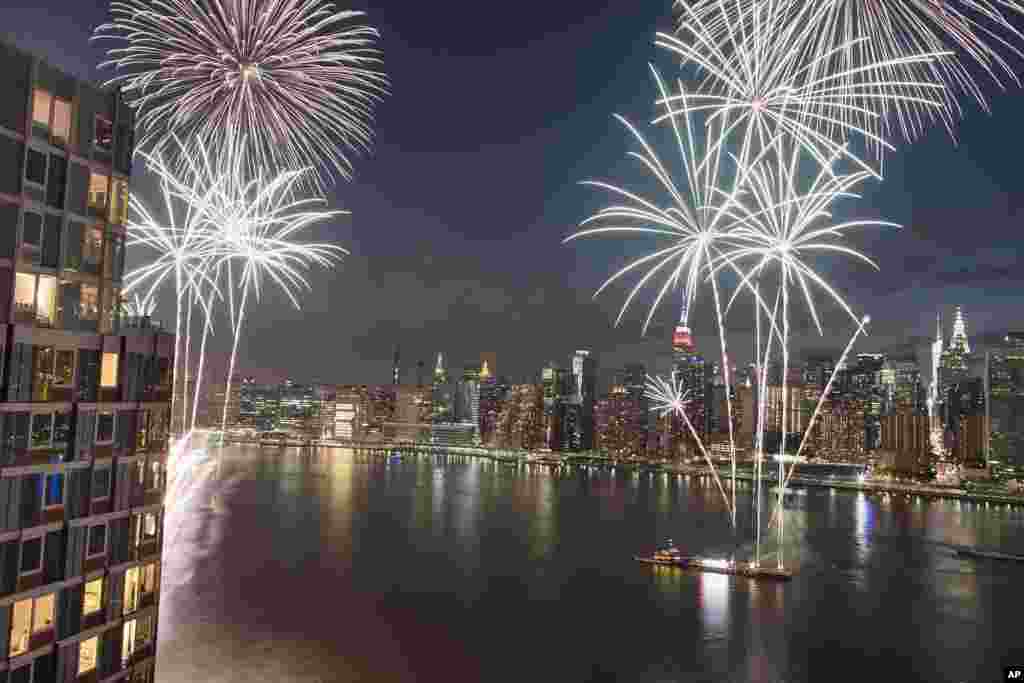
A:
[124,139,346,435]
[94,0,388,185]
[662,0,949,170]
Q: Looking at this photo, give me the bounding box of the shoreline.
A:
[221,437,1024,508]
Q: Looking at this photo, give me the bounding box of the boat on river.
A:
[635,540,794,581]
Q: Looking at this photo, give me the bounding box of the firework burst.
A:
[686,0,1024,139]
[645,373,734,522]
[94,0,388,185]
[662,0,949,170]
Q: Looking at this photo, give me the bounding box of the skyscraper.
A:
[671,307,707,440]
[0,40,170,683]
[562,350,597,451]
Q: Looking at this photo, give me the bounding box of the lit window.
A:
[51,98,71,144]
[19,537,42,575]
[81,284,100,322]
[88,173,109,213]
[87,524,107,557]
[94,116,113,151]
[143,512,158,539]
[24,150,46,186]
[31,90,51,129]
[43,473,63,508]
[10,599,31,656]
[35,275,57,327]
[149,462,162,490]
[83,227,103,273]
[101,353,119,387]
[83,578,103,616]
[109,179,129,225]
[78,636,98,674]
[136,460,145,486]
[32,593,54,634]
[14,272,36,319]
[123,567,140,613]
[96,412,115,442]
[141,563,158,594]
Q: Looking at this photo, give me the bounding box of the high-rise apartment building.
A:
[0,41,172,683]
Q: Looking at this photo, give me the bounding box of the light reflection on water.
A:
[159,446,1024,683]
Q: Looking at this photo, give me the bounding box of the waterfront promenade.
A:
[221,435,1024,508]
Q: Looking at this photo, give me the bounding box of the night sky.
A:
[6,1,1024,386]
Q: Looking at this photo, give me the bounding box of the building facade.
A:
[0,42,172,683]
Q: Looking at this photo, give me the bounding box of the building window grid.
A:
[9,64,163,673]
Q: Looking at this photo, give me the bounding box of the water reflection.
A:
[698,572,730,638]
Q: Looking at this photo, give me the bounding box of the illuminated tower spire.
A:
[434,352,447,384]
[951,306,970,353]
[392,345,400,385]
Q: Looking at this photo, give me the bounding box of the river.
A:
[155,445,1024,682]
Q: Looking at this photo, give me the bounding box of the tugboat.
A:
[635,539,794,581]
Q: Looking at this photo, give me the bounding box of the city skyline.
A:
[3,1,1024,386]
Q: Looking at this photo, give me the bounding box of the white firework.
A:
[661,0,949,171]
[123,292,157,319]
[209,165,348,432]
[645,373,734,524]
[686,0,1024,138]
[566,67,734,335]
[94,0,388,185]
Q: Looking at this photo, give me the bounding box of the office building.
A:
[0,41,171,683]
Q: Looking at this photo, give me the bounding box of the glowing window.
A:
[32,593,54,634]
[100,352,119,387]
[9,599,31,656]
[83,578,103,615]
[31,90,51,128]
[78,636,98,674]
[141,563,158,594]
[109,179,129,225]
[81,284,100,322]
[51,98,71,144]
[88,173,109,212]
[14,272,35,314]
[123,567,140,613]
[143,512,158,539]
[35,275,57,327]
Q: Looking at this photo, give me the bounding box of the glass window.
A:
[136,411,149,449]
[35,275,57,327]
[81,284,100,323]
[32,346,55,401]
[10,599,31,656]
[97,412,115,442]
[19,538,42,574]
[87,524,107,557]
[53,412,70,445]
[149,462,162,490]
[101,286,121,334]
[101,353,119,388]
[83,578,103,615]
[94,116,113,151]
[143,512,158,539]
[123,567,140,613]
[21,213,42,260]
[32,593,54,634]
[93,467,111,498]
[51,98,71,144]
[122,618,136,664]
[88,173,109,214]
[32,90,51,128]
[108,179,128,225]
[30,413,52,448]
[43,473,63,507]
[141,563,158,594]
[14,272,36,321]
[24,150,46,186]
[83,227,103,274]
[78,635,98,674]
[136,460,145,486]
[55,350,74,385]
